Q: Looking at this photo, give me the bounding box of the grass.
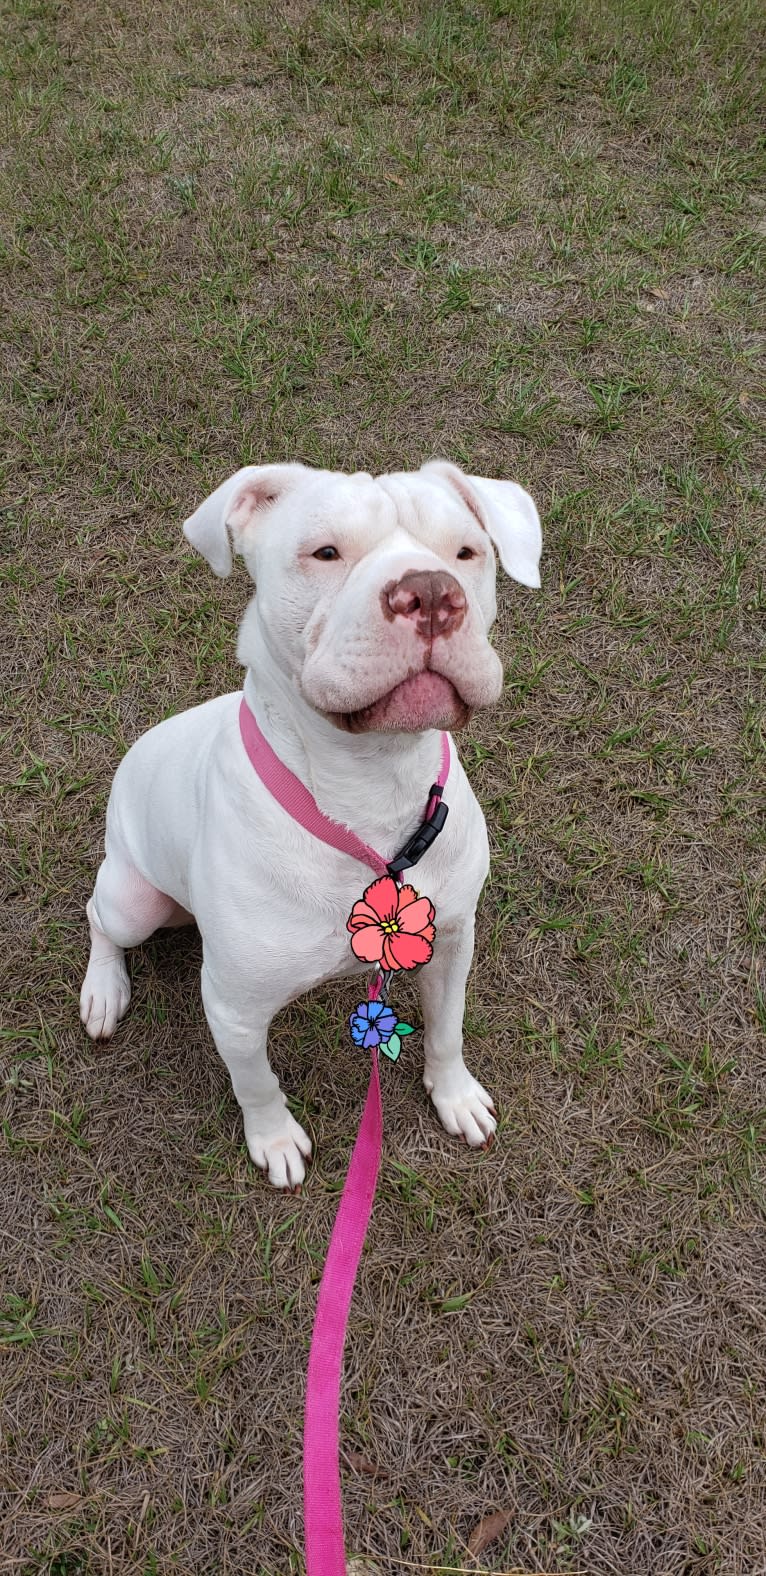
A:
[1,0,765,1571]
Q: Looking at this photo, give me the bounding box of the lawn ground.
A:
[1,1,765,1572]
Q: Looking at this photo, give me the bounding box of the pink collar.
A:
[238,696,450,877]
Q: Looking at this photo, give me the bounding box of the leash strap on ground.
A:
[303,1049,383,1575]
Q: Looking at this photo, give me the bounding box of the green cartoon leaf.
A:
[381,1034,401,1061]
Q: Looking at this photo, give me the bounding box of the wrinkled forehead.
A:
[274,470,471,554]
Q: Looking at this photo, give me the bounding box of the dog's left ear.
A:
[422,460,542,588]
[183,463,309,577]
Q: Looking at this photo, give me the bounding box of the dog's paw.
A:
[80,957,131,1040]
[424,1062,497,1149]
[244,1103,313,1189]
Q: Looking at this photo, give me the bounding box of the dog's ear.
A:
[183,464,308,577]
[422,460,542,588]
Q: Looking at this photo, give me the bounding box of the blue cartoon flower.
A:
[349,1000,397,1050]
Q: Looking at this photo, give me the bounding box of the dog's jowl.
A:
[80,461,542,1187]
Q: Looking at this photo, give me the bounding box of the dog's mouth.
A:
[330,672,472,734]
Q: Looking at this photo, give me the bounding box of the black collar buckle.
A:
[387,785,449,878]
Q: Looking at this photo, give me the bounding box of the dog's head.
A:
[183,461,541,732]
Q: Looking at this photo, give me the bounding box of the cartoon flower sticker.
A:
[349,999,398,1050]
[347,876,436,972]
[349,1000,416,1061]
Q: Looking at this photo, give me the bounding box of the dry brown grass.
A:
[1,0,765,1571]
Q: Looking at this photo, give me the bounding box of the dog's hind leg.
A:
[80,851,192,1041]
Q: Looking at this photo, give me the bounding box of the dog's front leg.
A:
[201,962,311,1189]
[418,919,497,1149]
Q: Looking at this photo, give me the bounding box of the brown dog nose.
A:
[386,571,467,639]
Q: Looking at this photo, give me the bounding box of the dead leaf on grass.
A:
[346,1451,391,1479]
[466,1507,513,1555]
[46,1492,82,1511]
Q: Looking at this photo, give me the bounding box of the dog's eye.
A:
[313,545,340,561]
[457,546,476,560]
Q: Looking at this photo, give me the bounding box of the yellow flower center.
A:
[381,920,400,935]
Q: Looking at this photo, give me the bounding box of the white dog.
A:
[80,461,541,1187]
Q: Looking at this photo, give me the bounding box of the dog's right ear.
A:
[183,464,308,577]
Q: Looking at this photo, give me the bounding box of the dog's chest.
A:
[198,821,473,995]
[192,727,487,1001]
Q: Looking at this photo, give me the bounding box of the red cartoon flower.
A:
[347,875,436,972]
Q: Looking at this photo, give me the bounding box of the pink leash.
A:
[303,1048,383,1572]
[238,698,449,1575]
